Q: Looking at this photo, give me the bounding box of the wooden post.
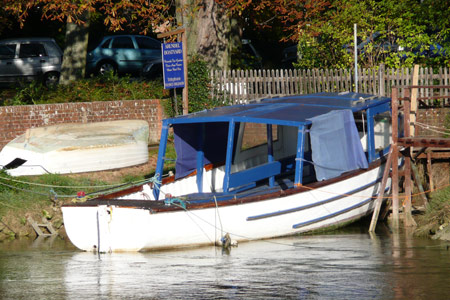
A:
[182,31,189,115]
[410,65,419,136]
[411,163,428,204]
[402,92,416,227]
[157,28,189,115]
[426,150,434,192]
[369,147,393,232]
[391,88,400,228]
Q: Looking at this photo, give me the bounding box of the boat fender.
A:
[220,233,238,249]
[72,191,87,203]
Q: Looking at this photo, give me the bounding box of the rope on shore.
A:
[0,175,149,189]
[415,121,450,135]
[0,175,159,202]
[0,181,78,198]
[0,179,149,200]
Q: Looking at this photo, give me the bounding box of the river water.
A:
[0,223,449,300]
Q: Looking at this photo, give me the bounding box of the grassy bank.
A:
[0,171,120,240]
[0,73,165,106]
[415,186,450,240]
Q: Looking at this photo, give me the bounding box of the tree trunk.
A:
[176,0,232,69]
[59,15,90,85]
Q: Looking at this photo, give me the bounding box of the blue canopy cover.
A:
[308,109,368,181]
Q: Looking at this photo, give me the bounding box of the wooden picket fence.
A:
[210,65,450,106]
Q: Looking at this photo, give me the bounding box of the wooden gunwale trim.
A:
[64,157,385,211]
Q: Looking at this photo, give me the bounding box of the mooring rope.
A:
[0,180,77,198]
[0,174,160,202]
[0,179,149,199]
[296,157,348,172]
[0,175,149,189]
[415,121,450,135]
[166,200,214,244]
[213,195,224,241]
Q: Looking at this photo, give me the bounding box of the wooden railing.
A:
[210,65,450,106]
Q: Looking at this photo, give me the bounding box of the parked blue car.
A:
[86,35,162,77]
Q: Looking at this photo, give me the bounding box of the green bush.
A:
[2,72,165,106]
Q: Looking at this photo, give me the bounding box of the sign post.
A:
[158,28,189,115]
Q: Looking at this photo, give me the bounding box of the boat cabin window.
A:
[240,123,278,151]
[373,112,392,152]
[354,110,392,156]
[232,123,300,174]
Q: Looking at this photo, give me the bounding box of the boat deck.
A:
[66,175,299,211]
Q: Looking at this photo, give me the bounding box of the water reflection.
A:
[0,226,448,299]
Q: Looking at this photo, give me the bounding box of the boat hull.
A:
[0,120,149,176]
[62,164,389,252]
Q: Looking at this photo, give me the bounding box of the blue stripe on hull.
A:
[246,176,383,221]
[292,187,389,229]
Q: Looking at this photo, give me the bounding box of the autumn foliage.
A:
[214,0,330,41]
[1,0,330,39]
[2,0,175,35]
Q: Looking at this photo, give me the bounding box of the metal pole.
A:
[182,31,189,115]
[354,23,358,93]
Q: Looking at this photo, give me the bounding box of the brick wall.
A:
[0,100,164,149]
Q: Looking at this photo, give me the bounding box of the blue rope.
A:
[49,188,58,201]
[164,197,188,209]
[148,173,162,187]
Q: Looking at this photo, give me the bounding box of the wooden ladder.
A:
[27,216,57,237]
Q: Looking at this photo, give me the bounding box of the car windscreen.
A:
[44,42,63,57]
[101,38,111,48]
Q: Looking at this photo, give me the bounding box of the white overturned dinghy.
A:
[0,120,149,176]
[62,92,395,252]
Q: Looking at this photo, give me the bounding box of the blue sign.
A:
[162,42,185,89]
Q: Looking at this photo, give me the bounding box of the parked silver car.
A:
[0,37,63,87]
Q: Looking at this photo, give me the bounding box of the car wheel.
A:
[43,72,60,88]
[97,62,117,76]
